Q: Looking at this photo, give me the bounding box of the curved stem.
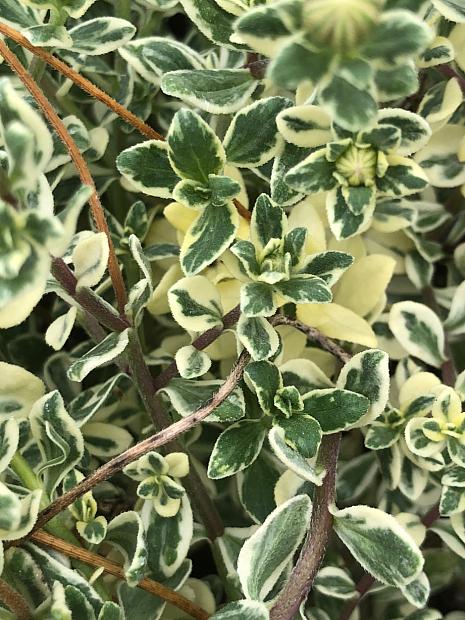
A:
[153,304,241,392]
[30,530,210,620]
[15,351,249,538]
[0,21,162,141]
[0,22,252,222]
[51,258,130,332]
[0,578,31,620]
[270,434,341,620]
[0,39,128,315]
[271,315,352,363]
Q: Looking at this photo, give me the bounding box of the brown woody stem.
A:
[0,21,163,141]
[19,352,249,537]
[51,258,130,332]
[0,578,31,620]
[29,530,209,620]
[271,315,352,363]
[0,40,128,315]
[270,434,341,620]
[153,304,241,392]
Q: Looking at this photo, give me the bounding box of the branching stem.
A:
[29,530,210,620]
[20,352,249,537]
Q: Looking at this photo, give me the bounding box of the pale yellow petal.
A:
[165,453,189,478]
[328,235,367,261]
[274,325,307,364]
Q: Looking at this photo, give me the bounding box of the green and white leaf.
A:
[208,419,266,479]
[302,388,370,433]
[444,280,465,335]
[116,140,180,199]
[237,315,280,361]
[30,391,84,496]
[432,0,465,22]
[268,426,326,485]
[83,422,133,458]
[175,345,211,379]
[389,301,446,367]
[67,329,130,382]
[332,504,424,587]
[224,97,292,168]
[0,419,19,474]
[180,201,238,276]
[210,600,269,620]
[237,494,312,601]
[276,105,332,148]
[400,571,430,609]
[168,276,223,332]
[143,495,193,580]
[161,69,258,114]
[69,373,131,427]
[0,362,45,421]
[336,350,390,426]
[0,78,53,193]
[67,17,136,55]
[119,37,204,85]
[377,109,432,156]
[106,512,147,586]
[314,566,356,600]
[25,543,102,613]
[161,378,245,423]
[168,109,225,184]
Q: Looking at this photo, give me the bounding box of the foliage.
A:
[1,1,465,619]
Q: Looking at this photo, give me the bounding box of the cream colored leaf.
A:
[73,232,109,289]
[334,254,396,317]
[45,306,78,351]
[297,303,377,347]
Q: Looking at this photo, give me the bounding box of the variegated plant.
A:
[1,0,465,619]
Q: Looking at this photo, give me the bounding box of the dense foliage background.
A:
[2,0,465,619]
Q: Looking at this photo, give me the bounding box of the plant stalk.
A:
[0,39,128,315]
[15,352,249,539]
[30,529,210,620]
[269,434,341,620]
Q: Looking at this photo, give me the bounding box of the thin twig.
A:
[270,434,341,620]
[29,529,209,620]
[338,502,441,620]
[51,258,130,332]
[153,304,241,392]
[0,40,128,315]
[127,330,226,539]
[0,578,31,619]
[0,22,251,222]
[271,315,352,363]
[20,351,249,537]
[0,21,163,141]
[267,319,352,619]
